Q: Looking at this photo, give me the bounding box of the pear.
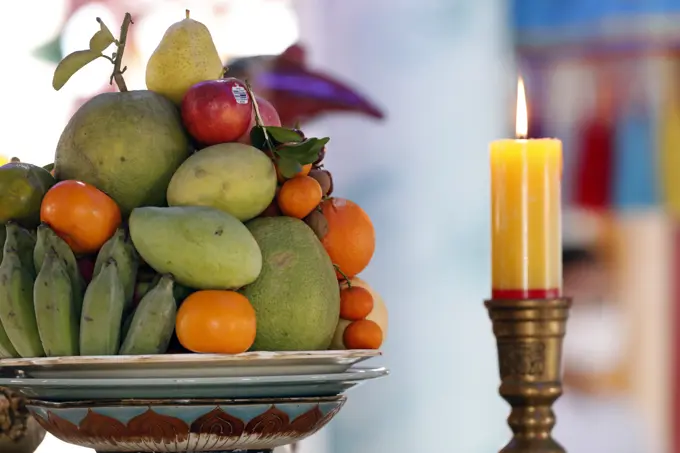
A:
[145,10,224,105]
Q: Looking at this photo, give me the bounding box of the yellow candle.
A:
[490,78,563,299]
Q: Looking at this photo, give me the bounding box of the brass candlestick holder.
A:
[485,297,571,453]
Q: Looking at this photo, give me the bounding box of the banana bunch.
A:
[0,224,178,358]
[0,223,41,358]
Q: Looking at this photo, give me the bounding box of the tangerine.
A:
[343,319,383,349]
[320,198,375,279]
[277,163,312,183]
[277,176,323,219]
[339,286,374,321]
[176,290,257,354]
[40,180,121,254]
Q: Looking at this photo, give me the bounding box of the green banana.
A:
[34,224,85,304]
[94,229,139,312]
[80,257,125,356]
[34,247,79,356]
[0,323,18,358]
[0,225,7,265]
[4,222,36,277]
[0,248,44,357]
[0,225,21,358]
[33,224,48,274]
[119,275,176,355]
[121,309,135,341]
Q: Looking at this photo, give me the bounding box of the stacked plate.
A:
[0,350,387,401]
[0,351,387,452]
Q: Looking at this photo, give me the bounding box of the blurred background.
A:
[2,0,678,452]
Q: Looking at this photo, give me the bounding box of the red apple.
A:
[237,97,282,144]
[181,78,253,145]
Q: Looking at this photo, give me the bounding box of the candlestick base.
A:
[485,297,571,453]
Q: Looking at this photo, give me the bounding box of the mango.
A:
[129,206,262,290]
[167,143,277,222]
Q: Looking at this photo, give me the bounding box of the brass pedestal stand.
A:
[485,298,571,453]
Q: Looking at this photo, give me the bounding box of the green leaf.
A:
[277,156,303,179]
[89,19,116,52]
[265,126,303,144]
[278,137,330,165]
[52,50,102,91]
[250,126,268,150]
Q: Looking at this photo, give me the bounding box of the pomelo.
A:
[0,163,55,228]
[241,217,340,351]
[54,90,190,215]
[166,143,276,221]
[330,277,388,350]
[129,206,262,290]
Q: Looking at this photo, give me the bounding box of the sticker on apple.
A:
[232,85,249,104]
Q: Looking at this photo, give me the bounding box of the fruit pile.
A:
[0,11,387,359]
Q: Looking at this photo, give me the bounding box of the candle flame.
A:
[516,77,528,139]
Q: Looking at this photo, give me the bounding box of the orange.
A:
[176,290,257,354]
[343,319,383,349]
[339,286,374,321]
[277,163,312,183]
[320,198,375,279]
[277,176,323,219]
[40,180,121,254]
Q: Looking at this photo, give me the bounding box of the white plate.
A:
[0,366,389,401]
[0,350,381,379]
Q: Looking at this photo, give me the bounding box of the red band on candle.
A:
[491,288,561,300]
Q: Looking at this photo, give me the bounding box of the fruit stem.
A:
[110,13,133,92]
[245,80,265,129]
[244,79,278,157]
[186,9,191,19]
[334,264,351,286]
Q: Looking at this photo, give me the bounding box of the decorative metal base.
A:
[485,297,571,453]
[96,450,273,453]
[0,387,45,453]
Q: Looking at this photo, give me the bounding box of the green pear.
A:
[145,10,224,105]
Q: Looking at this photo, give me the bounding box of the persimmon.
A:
[339,286,374,321]
[277,176,323,219]
[343,319,383,350]
[176,290,256,354]
[40,180,121,254]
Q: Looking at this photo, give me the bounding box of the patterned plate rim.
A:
[26,394,347,408]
